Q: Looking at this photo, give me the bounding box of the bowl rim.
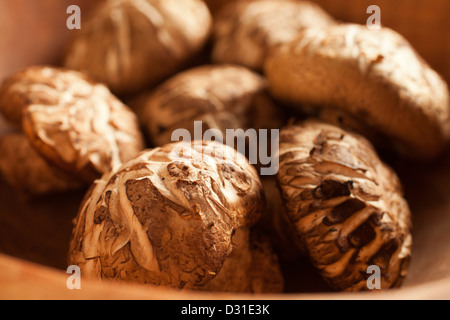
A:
[1,253,449,300]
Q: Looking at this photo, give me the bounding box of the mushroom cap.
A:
[199,227,284,293]
[0,66,146,183]
[0,133,82,195]
[212,0,335,70]
[277,120,412,291]
[64,0,212,94]
[139,64,284,147]
[69,140,265,289]
[266,24,450,160]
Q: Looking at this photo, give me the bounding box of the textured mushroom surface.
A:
[64,0,212,94]
[0,133,82,195]
[266,24,450,159]
[309,106,386,151]
[0,66,96,127]
[140,65,284,147]
[277,120,412,291]
[212,0,335,70]
[200,228,284,293]
[69,141,265,290]
[0,66,146,183]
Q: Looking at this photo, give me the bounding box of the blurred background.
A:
[1,0,448,83]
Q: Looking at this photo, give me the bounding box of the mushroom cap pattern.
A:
[69,141,267,290]
[276,120,412,291]
[266,24,450,159]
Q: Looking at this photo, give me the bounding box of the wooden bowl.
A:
[0,0,449,299]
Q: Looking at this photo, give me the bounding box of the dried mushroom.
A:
[259,177,304,261]
[139,64,284,147]
[0,66,97,127]
[64,0,212,94]
[265,24,450,160]
[0,133,82,195]
[200,228,284,293]
[0,66,145,183]
[212,0,335,70]
[69,141,267,290]
[277,120,412,291]
[301,106,386,152]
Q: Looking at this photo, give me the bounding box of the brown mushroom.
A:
[199,227,284,293]
[68,141,271,291]
[64,0,212,94]
[0,66,145,183]
[0,133,82,195]
[138,64,285,147]
[265,24,450,160]
[277,120,412,291]
[212,0,335,71]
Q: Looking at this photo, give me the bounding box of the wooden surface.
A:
[1,253,450,300]
[0,0,450,299]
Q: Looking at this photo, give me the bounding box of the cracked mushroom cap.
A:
[139,64,285,147]
[0,133,82,196]
[68,141,265,289]
[0,66,100,127]
[277,120,412,291]
[0,66,146,183]
[265,24,450,160]
[64,0,212,94]
[212,0,335,70]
